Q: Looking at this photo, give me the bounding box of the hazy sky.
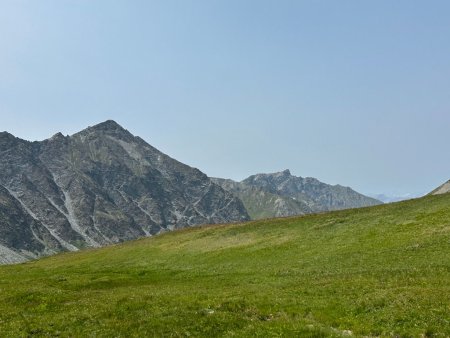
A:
[1,1,449,196]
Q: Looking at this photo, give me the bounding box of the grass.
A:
[0,193,449,337]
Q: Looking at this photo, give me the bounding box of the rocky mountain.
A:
[0,120,249,264]
[429,180,450,195]
[211,178,312,219]
[212,169,381,219]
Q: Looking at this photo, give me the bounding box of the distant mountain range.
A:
[0,120,249,263]
[367,193,421,204]
[212,169,382,219]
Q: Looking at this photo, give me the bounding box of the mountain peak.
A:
[253,169,292,178]
[0,131,26,148]
[239,169,382,214]
[265,169,291,178]
[50,132,65,140]
[90,120,125,132]
[74,120,132,139]
[0,121,250,263]
[0,131,14,140]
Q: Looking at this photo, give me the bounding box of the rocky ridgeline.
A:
[430,180,450,195]
[213,169,381,220]
[0,120,249,263]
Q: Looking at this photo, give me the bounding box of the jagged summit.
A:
[0,122,249,264]
[280,169,291,175]
[214,169,381,219]
[77,120,130,136]
[91,119,124,130]
[0,131,18,141]
[249,169,292,178]
[50,132,65,140]
[0,132,29,152]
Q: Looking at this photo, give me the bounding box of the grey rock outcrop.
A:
[213,169,381,219]
[0,120,249,263]
[429,180,450,195]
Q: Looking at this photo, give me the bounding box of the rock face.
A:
[430,180,450,195]
[212,169,381,219]
[0,120,249,263]
[211,177,312,219]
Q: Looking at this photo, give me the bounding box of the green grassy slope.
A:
[0,194,449,337]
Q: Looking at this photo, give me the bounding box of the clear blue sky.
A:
[1,1,449,196]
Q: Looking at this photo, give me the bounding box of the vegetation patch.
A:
[0,194,449,336]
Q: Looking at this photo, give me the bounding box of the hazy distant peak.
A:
[367,193,419,203]
[243,169,291,184]
[264,169,291,177]
[215,169,382,220]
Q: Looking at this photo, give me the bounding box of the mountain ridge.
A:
[213,169,381,219]
[0,120,249,263]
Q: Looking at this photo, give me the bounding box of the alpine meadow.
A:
[0,193,449,337]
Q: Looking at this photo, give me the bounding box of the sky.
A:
[1,0,449,197]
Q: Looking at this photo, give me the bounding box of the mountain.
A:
[430,180,450,195]
[0,120,249,263]
[1,192,449,336]
[211,177,312,219]
[212,169,381,219]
